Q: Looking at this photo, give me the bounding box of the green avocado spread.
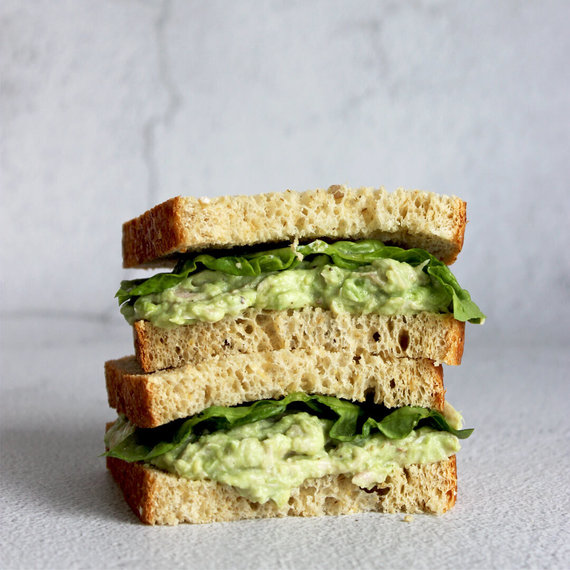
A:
[151,413,459,507]
[121,257,450,328]
[106,404,463,508]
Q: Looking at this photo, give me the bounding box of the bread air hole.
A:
[325,497,340,511]
[289,335,299,349]
[398,330,409,351]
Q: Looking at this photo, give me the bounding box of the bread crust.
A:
[454,199,467,258]
[133,309,465,373]
[106,350,445,428]
[106,455,457,524]
[122,186,467,268]
[122,197,186,269]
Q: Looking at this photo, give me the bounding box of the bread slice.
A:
[133,309,465,373]
[106,349,445,428]
[122,186,467,268]
[106,455,457,524]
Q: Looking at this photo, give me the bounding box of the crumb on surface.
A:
[403,515,414,523]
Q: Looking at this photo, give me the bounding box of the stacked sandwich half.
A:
[104,185,484,525]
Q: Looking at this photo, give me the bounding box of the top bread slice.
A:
[122,185,467,268]
[106,348,446,428]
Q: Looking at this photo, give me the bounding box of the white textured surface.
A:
[1,1,570,568]
[1,318,569,569]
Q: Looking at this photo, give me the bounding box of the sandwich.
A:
[104,185,483,525]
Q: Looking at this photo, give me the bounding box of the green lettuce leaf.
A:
[116,239,485,323]
[105,393,473,463]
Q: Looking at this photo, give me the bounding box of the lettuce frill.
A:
[116,239,485,324]
[105,393,473,463]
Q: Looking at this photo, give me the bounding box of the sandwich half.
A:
[105,185,482,524]
[116,186,483,373]
[104,368,471,524]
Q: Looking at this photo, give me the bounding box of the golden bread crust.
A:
[122,197,187,269]
[451,199,467,264]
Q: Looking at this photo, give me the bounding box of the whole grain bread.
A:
[133,309,465,373]
[122,186,466,268]
[106,455,457,524]
[106,349,445,428]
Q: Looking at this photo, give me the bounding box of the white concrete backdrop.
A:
[1,1,569,340]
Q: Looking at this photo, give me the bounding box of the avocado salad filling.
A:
[105,393,472,508]
[117,239,485,328]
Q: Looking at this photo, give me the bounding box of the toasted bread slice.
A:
[106,455,457,524]
[122,186,466,268]
[133,309,465,373]
[105,349,445,428]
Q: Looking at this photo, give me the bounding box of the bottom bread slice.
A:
[106,455,457,525]
[134,309,465,373]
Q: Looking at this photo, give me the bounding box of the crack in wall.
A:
[142,0,182,205]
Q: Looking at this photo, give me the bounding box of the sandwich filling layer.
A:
[117,240,485,327]
[105,393,470,508]
[122,257,447,328]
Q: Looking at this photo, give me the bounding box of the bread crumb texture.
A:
[107,455,457,525]
[106,347,445,428]
[122,186,466,267]
[134,309,465,373]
